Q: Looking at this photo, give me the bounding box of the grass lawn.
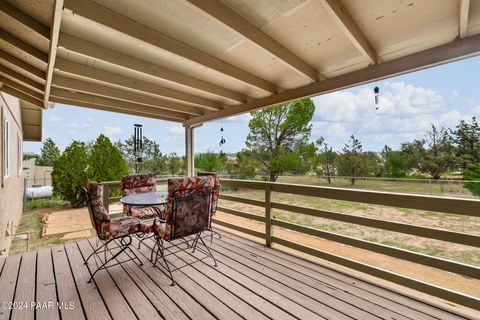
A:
[26,197,69,210]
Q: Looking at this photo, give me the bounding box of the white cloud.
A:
[225,113,252,122]
[104,126,123,137]
[48,114,62,123]
[472,105,480,115]
[168,126,184,135]
[453,90,459,98]
[65,121,94,129]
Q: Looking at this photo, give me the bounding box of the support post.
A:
[265,184,273,247]
[185,126,194,176]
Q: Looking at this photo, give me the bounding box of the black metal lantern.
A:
[133,124,143,173]
[374,86,380,110]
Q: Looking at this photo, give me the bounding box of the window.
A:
[3,117,9,178]
[18,134,22,174]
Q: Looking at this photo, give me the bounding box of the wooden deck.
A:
[0,229,478,320]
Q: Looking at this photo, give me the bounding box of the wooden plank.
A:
[11,251,36,320]
[272,236,480,310]
[219,194,265,207]
[0,1,50,40]
[59,33,247,103]
[152,240,296,320]
[0,29,48,65]
[220,179,268,190]
[0,76,43,100]
[52,75,204,116]
[319,0,377,64]
[212,219,265,239]
[185,33,480,126]
[64,0,278,94]
[44,0,63,107]
[265,185,272,247]
[0,50,46,81]
[131,240,216,320]
[214,234,416,320]
[187,242,323,320]
[157,243,269,320]
[76,239,137,320]
[36,248,60,320]
[209,242,373,320]
[51,246,85,320]
[272,219,480,279]
[55,58,222,111]
[0,64,44,92]
[0,254,21,320]
[459,0,471,38]
[63,242,111,320]
[0,84,43,108]
[185,0,321,82]
[217,206,265,222]
[271,201,480,247]
[219,230,459,320]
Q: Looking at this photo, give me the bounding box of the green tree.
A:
[88,134,128,183]
[37,138,61,166]
[51,141,89,207]
[463,163,480,197]
[336,135,379,185]
[313,138,337,184]
[381,145,407,177]
[419,124,454,179]
[450,117,480,170]
[245,98,315,181]
[167,152,183,176]
[233,150,258,179]
[400,140,425,173]
[195,151,227,173]
[116,136,167,174]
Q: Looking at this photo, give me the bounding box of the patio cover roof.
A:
[0,0,480,127]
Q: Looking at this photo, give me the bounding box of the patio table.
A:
[120,191,168,218]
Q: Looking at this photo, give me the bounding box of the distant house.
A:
[23,158,52,187]
[0,92,42,256]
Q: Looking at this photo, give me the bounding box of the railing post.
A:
[265,184,273,247]
[102,184,110,213]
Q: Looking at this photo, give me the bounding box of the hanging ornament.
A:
[374,86,380,110]
[219,123,226,147]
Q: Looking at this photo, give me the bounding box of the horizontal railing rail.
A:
[99,177,480,309]
[216,178,480,310]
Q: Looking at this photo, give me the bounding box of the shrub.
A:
[464,163,480,197]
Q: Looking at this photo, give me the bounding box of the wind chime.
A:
[219,123,226,147]
[374,86,380,110]
[133,124,143,173]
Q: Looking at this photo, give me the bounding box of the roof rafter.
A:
[319,0,377,65]
[185,0,322,82]
[0,64,44,93]
[0,81,43,108]
[0,1,50,40]
[0,49,46,81]
[50,89,188,121]
[44,0,63,108]
[55,58,222,111]
[58,33,247,103]
[0,29,48,65]
[459,0,470,38]
[52,74,205,116]
[185,33,480,127]
[63,0,278,94]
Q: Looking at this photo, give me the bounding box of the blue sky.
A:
[24,56,480,155]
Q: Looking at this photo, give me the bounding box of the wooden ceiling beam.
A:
[185,33,480,127]
[0,49,46,81]
[0,82,44,108]
[459,0,470,38]
[0,1,50,40]
[0,65,44,93]
[64,0,278,94]
[44,0,64,107]
[0,29,48,65]
[185,0,322,82]
[319,0,377,65]
[55,58,222,111]
[58,33,247,103]
[52,74,204,116]
[50,89,188,122]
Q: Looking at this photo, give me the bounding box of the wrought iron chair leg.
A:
[154,237,175,286]
[84,240,110,264]
[137,233,155,249]
[87,236,133,283]
[196,232,218,267]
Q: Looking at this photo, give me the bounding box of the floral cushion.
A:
[154,176,215,240]
[128,205,164,219]
[122,174,159,218]
[86,181,151,240]
[197,171,220,214]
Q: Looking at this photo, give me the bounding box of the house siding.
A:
[0,92,24,256]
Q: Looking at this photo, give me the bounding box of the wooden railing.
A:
[100,178,480,309]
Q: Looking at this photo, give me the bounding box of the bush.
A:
[52,141,90,207]
[464,163,480,197]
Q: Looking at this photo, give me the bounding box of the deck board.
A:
[0,229,478,320]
